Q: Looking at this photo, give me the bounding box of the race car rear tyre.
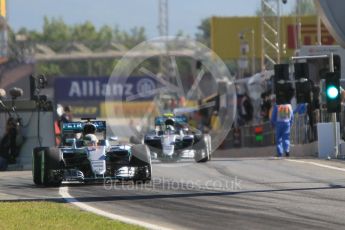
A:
[32,147,63,187]
[194,135,211,163]
[32,147,45,185]
[130,144,152,183]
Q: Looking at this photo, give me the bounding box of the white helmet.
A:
[84,133,98,146]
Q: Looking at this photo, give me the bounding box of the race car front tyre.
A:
[130,144,152,183]
[32,147,63,187]
[194,134,211,163]
[32,147,45,185]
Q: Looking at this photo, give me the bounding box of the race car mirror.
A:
[65,138,77,148]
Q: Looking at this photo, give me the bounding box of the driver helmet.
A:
[84,133,98,146]
[165,118,175,127]
[83,123,96,135]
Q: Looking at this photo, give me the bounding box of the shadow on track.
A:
[2,184,344,203]
[67,184,345,203]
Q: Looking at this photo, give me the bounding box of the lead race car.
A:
[144,114,212,163]
[32,118,151,186]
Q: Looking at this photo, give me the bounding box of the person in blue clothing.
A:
[271,103,294,157]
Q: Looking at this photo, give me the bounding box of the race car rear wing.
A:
[154,115,188,126]
[62,121,106,133]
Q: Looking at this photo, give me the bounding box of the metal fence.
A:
[291,113,310,145]
[221,106,345,160]
[220,105,345,151]
[222,112,313,149]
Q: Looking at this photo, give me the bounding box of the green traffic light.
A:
[326,86,339,99]
[255,135,263,142]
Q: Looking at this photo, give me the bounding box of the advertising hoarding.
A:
[55,76,157,102]
[54,76,158,117]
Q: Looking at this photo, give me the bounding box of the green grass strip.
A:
[0,201,145,230]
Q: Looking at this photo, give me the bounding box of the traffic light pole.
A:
[329,53,339,158]
[291,53,339,158]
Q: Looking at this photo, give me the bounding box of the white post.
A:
[251,29,255,75]
[297,1,302,49]
[317,15,322,46]
[329,53,339,158]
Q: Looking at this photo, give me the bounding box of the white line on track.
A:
[286,159,345,172]
[59,186,172,230]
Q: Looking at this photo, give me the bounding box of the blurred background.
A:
[1,0,341,168]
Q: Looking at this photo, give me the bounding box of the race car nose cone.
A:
[162,135,176,156]
[162,145,174,156]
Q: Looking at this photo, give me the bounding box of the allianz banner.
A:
[54,76,158,102]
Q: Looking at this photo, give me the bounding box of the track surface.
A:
[1,158,345,230]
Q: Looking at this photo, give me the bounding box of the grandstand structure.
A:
[20,41,195,63]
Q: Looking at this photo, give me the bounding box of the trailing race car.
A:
[144,114,212,163]
[32,118,151,186]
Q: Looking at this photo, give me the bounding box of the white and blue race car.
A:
[32,118,151,186]
[144,114,212,163]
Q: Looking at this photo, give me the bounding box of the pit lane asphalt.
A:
[1,158,345,230]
